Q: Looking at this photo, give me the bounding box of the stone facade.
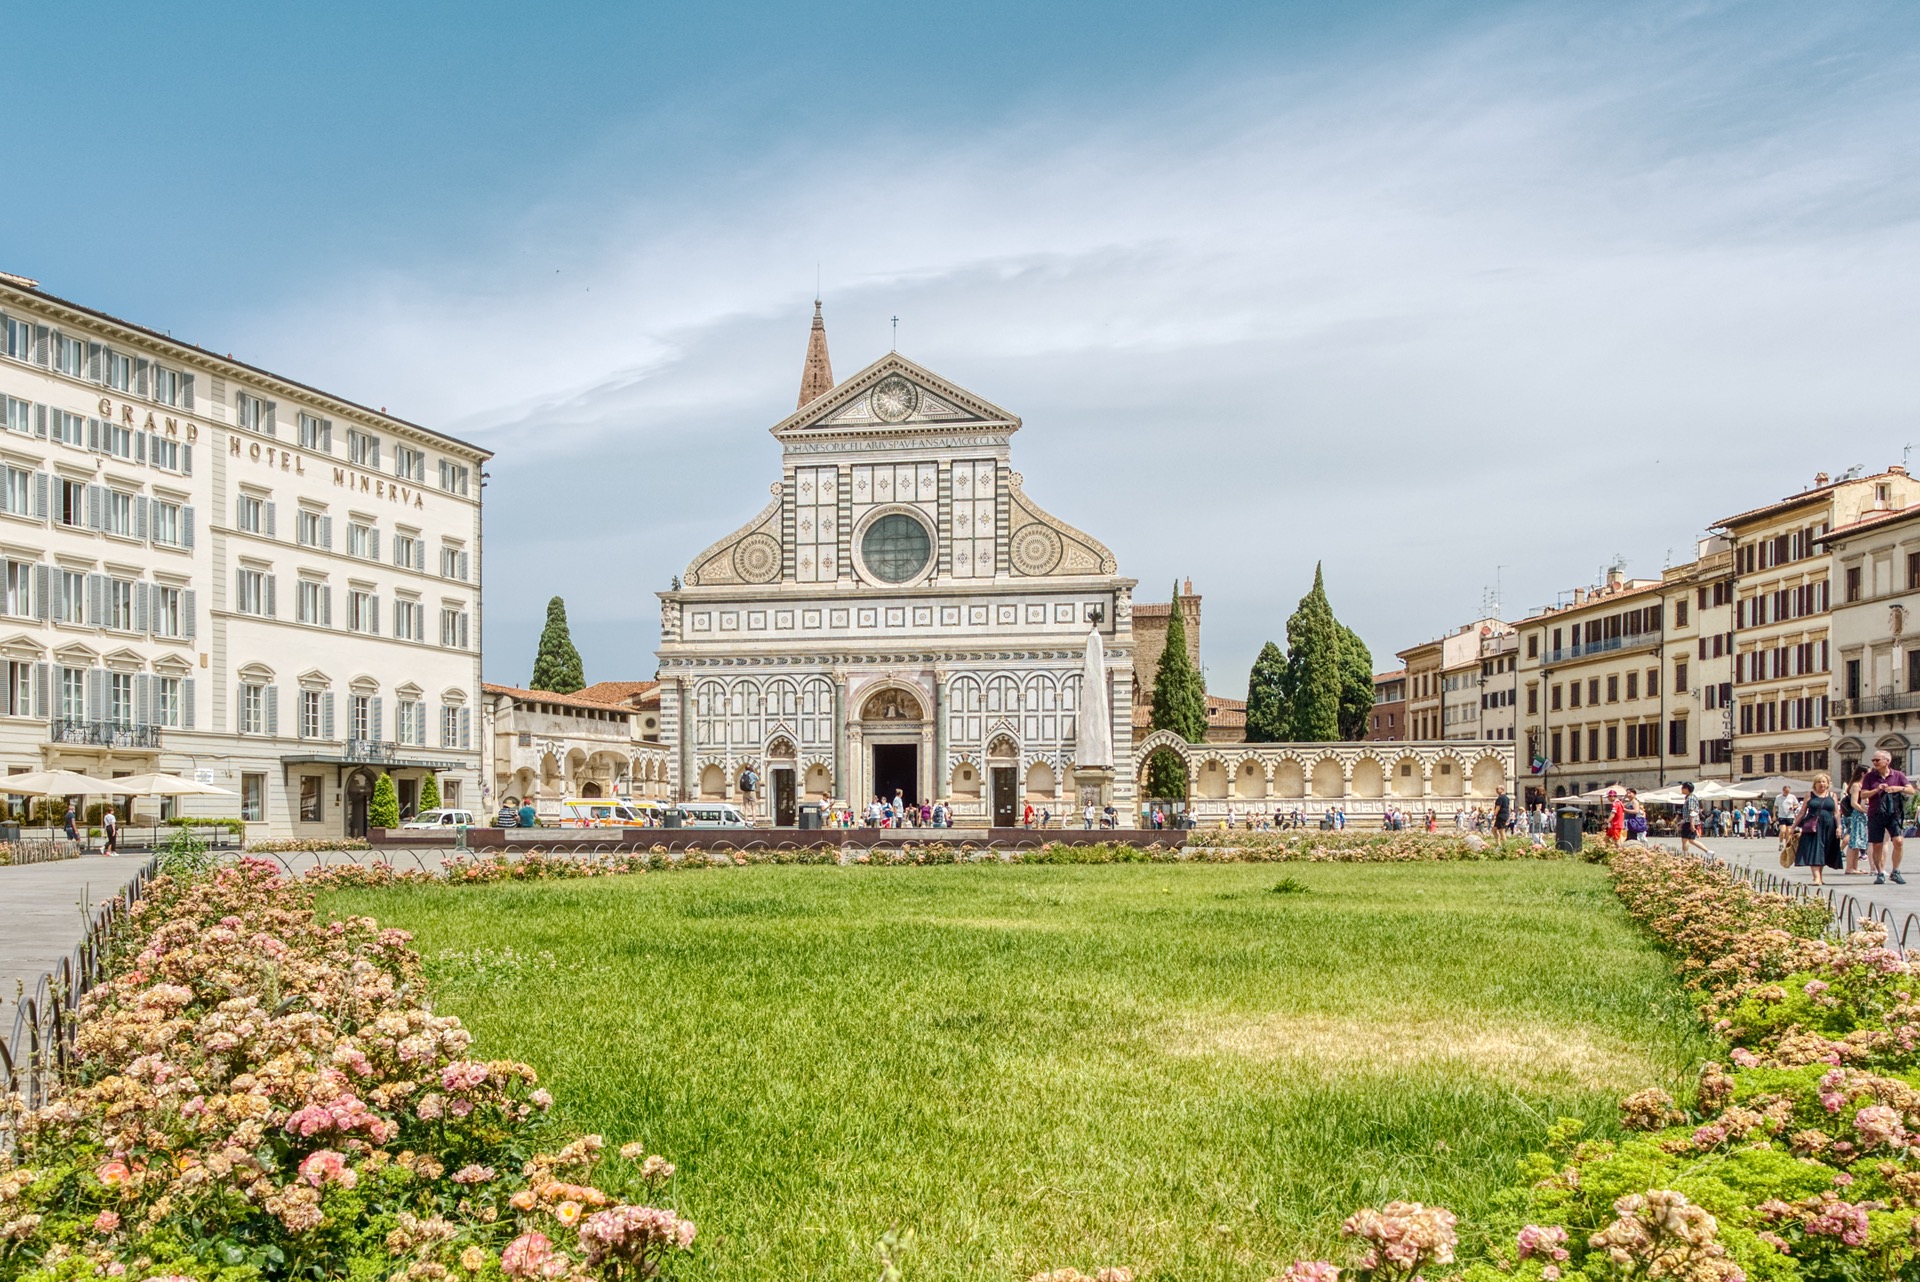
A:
[480,683,672,817]
[654,321,1136,826]
[1824,502,1920,778]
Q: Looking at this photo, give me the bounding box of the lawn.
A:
[320,860,1709,1281]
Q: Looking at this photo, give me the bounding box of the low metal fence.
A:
[0,837,82,866]
[1,855,159,1131]
[1685,848,1920,956]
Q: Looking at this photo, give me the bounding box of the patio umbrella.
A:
[1,769,117,796]
[113,772,236,797]
[1738,775,1814,798]
[1636,784,1691,805]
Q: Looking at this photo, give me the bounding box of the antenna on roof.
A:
[1905,443,1917,469]
[1838,463,1865,481]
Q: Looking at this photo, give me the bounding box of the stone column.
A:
[832,674,847,801]
[933,671,948,802]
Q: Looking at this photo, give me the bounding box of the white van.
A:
[558,799,668,828]
[673,803,749,828]
[402,808,477,830]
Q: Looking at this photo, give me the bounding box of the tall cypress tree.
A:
[1244,640,1290,742]
[1147,582,1208,798]
[1336,623,1376,740]
[529,596,586,693]
[1282,564,1341,741]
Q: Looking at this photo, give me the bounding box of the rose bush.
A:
[0,859,692,1282]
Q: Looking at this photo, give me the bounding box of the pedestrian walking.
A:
[102,806,118,856]
[1623,789,1647,842]
[1842,767,1869,877]
[1604,790,1625,844]
[1793,774,1843,886]
[1492,786,1512,836]
[1677,782,1710,858]
[63,801,79,846]
[1863,749,1914,884]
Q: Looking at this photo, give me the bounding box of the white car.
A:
[673,803,749,828]
[402,808,477,829]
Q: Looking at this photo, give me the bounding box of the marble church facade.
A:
[654,308,1136,824]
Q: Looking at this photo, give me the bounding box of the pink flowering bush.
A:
[0,858,693,1282]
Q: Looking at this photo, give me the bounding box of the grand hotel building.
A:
[0,272,487,837]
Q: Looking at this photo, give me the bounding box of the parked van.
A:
[558,799,667,828]
[402,808,477,830]
[673,803,749,828]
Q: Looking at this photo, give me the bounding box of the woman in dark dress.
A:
[1794,773,1843,886]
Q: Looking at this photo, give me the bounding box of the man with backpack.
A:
[1863,750,1915,885]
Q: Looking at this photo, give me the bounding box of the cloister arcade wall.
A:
[1134,730,1516,825]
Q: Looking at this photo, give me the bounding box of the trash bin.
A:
[0,821,18,843]
[663,808,684,830]
[1555,804,1584,854]
[798,803,823,831]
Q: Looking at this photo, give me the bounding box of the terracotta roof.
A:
[1374,669,1407,682]
[1816,503,1920,546]
[481,683,633,715]
[578,680,661,704]
[1713,469,1908,531]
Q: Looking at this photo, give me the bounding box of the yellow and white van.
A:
[557,799,668,828]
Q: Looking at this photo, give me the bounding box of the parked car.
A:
[402,808,477,829]
[558,799,669,828]
[672,803,749,828]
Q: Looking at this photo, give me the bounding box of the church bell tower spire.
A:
[797,299,834,409]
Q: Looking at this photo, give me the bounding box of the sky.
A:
[6,0,1918,695]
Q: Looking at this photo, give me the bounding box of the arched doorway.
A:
[766,736,798,826]
[858,687,926,807]
[345,769,376,838]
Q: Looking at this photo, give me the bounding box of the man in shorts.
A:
[1863,750,1915,885]
[1676,782,1710,858]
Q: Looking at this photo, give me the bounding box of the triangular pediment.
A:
[771,353,1020,438]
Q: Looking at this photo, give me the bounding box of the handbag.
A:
[1626,813,1648,836]
[1779,824,1798,867]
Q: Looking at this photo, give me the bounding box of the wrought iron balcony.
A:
[1542,630,1662,666]
[48,719,162,749]
[345,738,400,763]
[1833,691,1920,718]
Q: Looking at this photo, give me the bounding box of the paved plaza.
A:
[1649,834,1920,922]
[0,854,147,1033]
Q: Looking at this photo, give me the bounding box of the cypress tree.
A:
[1147,581,1208,798]
[1243,640,1290,742]
[1282,564,1341,741]
[369,774,400,829]
[530,596,586,693]
[1336,623,1376,741]
[419,772,442,813]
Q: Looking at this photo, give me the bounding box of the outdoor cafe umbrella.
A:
[112,772,236,797]
[1,769,117,796]
[1730,775,1814,799]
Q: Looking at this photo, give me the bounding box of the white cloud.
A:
[233,3,1920,690]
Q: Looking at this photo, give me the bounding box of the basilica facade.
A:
[654,307,1135,824]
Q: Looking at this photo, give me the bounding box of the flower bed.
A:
[0,858,693,1282]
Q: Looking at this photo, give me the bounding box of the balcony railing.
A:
[48,719,161,749]
[1834,691,1920,718]
[345,738,400,763]
[1543,630,1661,666]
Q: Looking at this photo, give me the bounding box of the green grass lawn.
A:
[321,861,1708,1281]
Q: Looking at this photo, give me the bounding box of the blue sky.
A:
[7,1,1919,694]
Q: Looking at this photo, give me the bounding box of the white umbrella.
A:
[1637,785,1691,805]
[112,772,236,797]
[1,769,116,796]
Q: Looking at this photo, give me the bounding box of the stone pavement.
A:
[0,853,146,1033]
[1646,833,1920,925]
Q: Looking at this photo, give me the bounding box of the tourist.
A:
[496,800,519,827]
[1083,802,1096,830]
[1333,808,1346,830]
[1492,786,1512,835]
[1103,803,1117,829]
[1776,785,1799,837]
[1151,805,1164,830]
[1677,783,1710,858]
[1793,773,1843,886]
[1623,789,1646,842]
[919,800,932,827]
[1425,809,1436,832]
[1604,790,1625,843]
[1863,749,1914,885]
[1040,807,1051,828]
[1842,767,1869,877]
[63,802,78,845]
[1022,802,1035,829]
[517,797,538,829]
[102,805,118,857]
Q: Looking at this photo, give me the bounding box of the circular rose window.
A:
[860,512,932,583]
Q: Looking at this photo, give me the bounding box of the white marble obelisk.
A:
[1076,626,1113,770]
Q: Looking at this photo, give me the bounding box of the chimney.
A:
[1607,567,1625,588]
[1893,464,1909,477]
[1814,471,1830,488]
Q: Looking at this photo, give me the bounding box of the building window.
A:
[300,690,323,739]
[442,705,462,748]
[1526,686,1538,715]
[1,560,31,617]
[236,494,264,533]
[101,490,133,536]
[150,501,183,546]
[0,463,29,515]
[348,429,381,468]
[52,333,84,377]
[297,509,328,547]
[104,672,133,726]
[148,433,182,471]
[347,522,375,559]
[58,666,84,719]
[1673,660,1688,693]
[395,445,425,482]
[394,598,422,641]
[351,694,372,742]
[440,543,468,580]
[299,774,322,823]
[241,772,265,823]
[397,699,422,746]
[152,586,183,637]
[55,570,83,624]
[348,589,378,634]
[298,413,332,452]
[239,683,265,735]
[105,578,134,630]
[150,365,191,408]
[235,392,275,435]
[49,409,84,446]
[155,677,181,727]
[393,532,420,570]
[440,606,470,649]
[235,569,272,616]
[438,460,470,495]
[297,579,331,626]
[1606,675,1619,703]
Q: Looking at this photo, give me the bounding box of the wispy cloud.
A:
[236,3,1920,690]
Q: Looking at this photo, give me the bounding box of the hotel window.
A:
[2,316,33,362]
[351,694,372,741]
[397,698,423,746]
[296,579,331,626]
[55,570,83,624]
[3,395,30,436]
[440,542,469,580]
[101,349,133,392]
[49,409,84,446]
[238,684,265,735]
[150,501,185,547]
[347,589,378,634]
[235,569,273,617]
[107,672,133,726]
[105,578,133,630]
[236,494,264,534]
[235,391,275,435]
[296,508,329,548]
[347,521,377,559]
[393,597,423,641]
[240,772,265,823]
[441,705,462,749]
[0,465,30,517]
[152,585,183,637]
[8,660,37,713]
[298,413,332,452]
[148,433,182,471]
[52,333,84,377]
[393,531,421,571]
[155,676,182,727]
[440,605,470,649]
[395,444,425,482]
[150,364,191,409]
[102,490,133,536]
[59,666,85,719]
[0,560,29,617]
[348,429,381,468]
[299,775,322,823]
[300,689,323,739]
[438,460,470,495]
